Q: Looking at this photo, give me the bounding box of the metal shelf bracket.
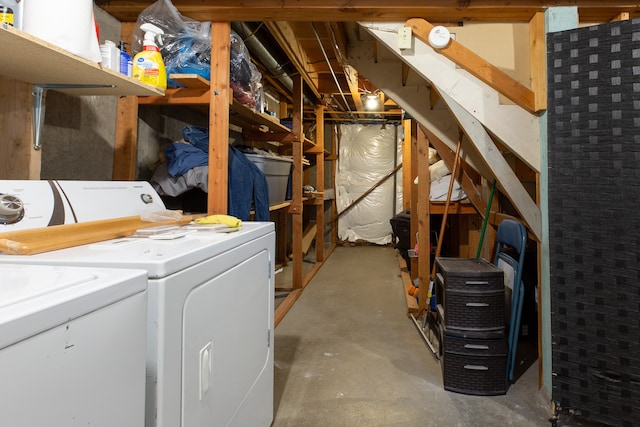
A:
[32,84,114,150]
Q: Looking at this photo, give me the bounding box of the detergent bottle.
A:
[132,23,167,90]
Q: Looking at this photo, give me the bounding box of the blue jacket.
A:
[175,126,270,221]
[228,145,270,221]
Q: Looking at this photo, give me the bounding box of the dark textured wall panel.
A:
[548,18,640,427]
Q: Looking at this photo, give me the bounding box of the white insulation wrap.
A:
[336,124,403,244]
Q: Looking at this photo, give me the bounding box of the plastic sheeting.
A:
[336,124,403,244]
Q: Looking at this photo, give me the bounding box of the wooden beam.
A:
[409,120,418,277]
[98,1,640,24]
[407,18,538,114]
[402,119,412,211]
[611,11,630,21]
[0,77,40,179]
[113,96,139,180]
[530,12,547,112]
[401,63,409,87]
[416,125,430,315]
[208,21,231,215]
[265,21,322,100]
[344,65,365,114]
[301,222,317,254]
[112,21,139,181]
[315,104,326,263]
[436,88,542,240]
[290,74,304,289]
[274,289,302,328]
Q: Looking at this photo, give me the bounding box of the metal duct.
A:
[231,22,294,94]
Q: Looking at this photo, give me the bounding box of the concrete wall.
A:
[40,7,191,182]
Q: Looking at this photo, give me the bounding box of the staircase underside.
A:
[348,22,542,240]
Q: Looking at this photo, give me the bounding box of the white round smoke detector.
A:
[428,26,451,49]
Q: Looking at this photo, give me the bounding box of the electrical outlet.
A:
[398,27,412,50]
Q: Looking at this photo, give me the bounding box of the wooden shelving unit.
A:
[0,24,162,97]
[0,24,164,181]
[114,25,333,326]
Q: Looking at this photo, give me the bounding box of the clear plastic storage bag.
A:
[132,0,262,105]
[132,0,211,87]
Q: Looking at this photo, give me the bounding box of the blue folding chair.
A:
[493,219,527,383]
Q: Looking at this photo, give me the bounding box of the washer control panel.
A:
[0,194,25,224]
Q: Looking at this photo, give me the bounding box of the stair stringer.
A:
[348,39,493,180]
[359,22,541,173]
[437,89,542,240]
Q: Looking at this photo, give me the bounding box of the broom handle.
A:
[431,132,463,279]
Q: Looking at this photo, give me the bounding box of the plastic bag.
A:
[230,30,262,109]
[132,0,212,87]
[132,0,263,105]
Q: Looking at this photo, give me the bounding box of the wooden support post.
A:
[416,124,431,315]
[315,104,325,262]
[0,77,40,179]
[208,21,231,215]
[113,96,138,180]
[402,118,412,211]
[290,74,304,289]
[331,125,339,247]
[530,12,547,112]
[113,22,139,181]
[409,120,419,279]
[276,209,288,267]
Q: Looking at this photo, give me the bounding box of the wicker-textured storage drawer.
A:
[444,290,505,332]
[442,352,507,396]
[436,257,504,293]
[443,333,507,357]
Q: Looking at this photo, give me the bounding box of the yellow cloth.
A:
[193,214,242,228]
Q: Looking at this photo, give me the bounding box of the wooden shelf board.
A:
[0,25,163,96]
[231,99,291,132]
[169,73,210,89]
[430,200,477,215]
[398,254,420,312]
[269,201,292,211]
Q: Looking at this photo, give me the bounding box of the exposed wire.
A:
[310,22,354,116]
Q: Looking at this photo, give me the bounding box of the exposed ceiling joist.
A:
[98,1,640,23]
[264,21,322,101]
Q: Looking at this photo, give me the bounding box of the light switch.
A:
[398,27,412,50]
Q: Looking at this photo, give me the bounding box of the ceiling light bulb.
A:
[365,94,380,110]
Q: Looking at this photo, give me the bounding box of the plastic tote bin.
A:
[244,153,293,206]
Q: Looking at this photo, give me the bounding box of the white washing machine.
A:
[0,181,275,427]
[0,263,147,427]
[0,180,275,427]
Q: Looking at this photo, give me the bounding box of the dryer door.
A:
[182,248,273,427]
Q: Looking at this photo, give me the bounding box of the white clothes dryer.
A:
[0,263,147,427]
[0,180,166,230]
[0,222,275,427]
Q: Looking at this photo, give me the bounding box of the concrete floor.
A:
[272,245,554,427]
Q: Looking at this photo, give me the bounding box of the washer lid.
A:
[0,264,147,348]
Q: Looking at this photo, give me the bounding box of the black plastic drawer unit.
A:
[435,257,507,396]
